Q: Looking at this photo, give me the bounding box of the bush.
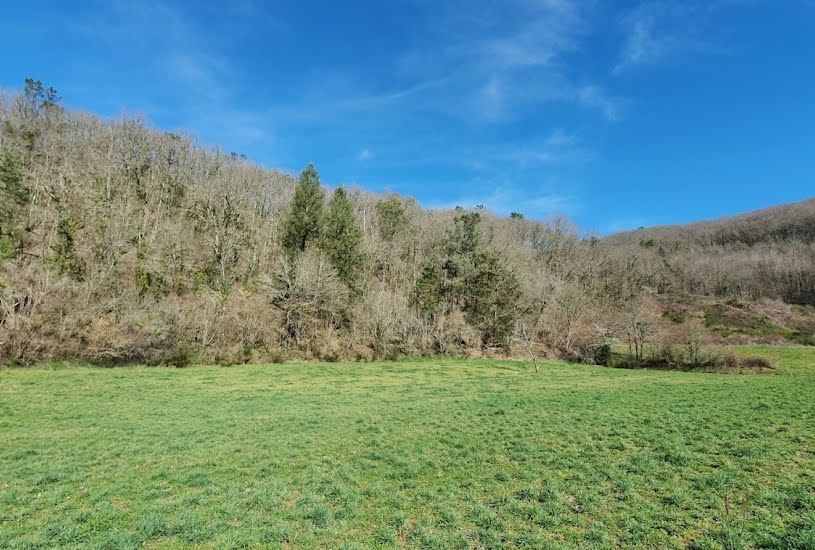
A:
[263,249,349,351]
[737,356,774,370]
[591,343,612,366]
[790,330,815,346]
[702,351,774,371]
[610,354,638,369]
[707,350,739,370]
[162,343,196,368]
[614,339,775,372]
[312,330,342,362]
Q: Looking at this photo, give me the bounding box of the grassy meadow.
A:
[1,347,814,549]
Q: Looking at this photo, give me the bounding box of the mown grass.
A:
[1,347,814,549]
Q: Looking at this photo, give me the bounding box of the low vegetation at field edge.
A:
[1,346,814,548]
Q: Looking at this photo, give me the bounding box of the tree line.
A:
[1,81,811,366]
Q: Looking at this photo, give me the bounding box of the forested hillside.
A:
[605,199,815,304]
[1,81,813,365]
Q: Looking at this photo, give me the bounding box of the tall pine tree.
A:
[413,211,520,347]
[282,164,325,257]
[375,196,406,241]
[322,187,364,289]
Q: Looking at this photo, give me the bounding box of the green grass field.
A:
[1,347,814,549]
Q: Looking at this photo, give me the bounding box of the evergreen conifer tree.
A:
[375,197,406,241]
[322,187,364,289]
[413,211,520,347]
[281,164,325,257]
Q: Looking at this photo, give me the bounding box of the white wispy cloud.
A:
[423,183,579,220]
[486,129,589,167]
[55,0,640,215]
[64,0,273,148]
[614,1,731,74]
[577,86,624,122]
[432,0,592,122]
[271,0,605,126]
[468,1,584,71]
[364,128,588,173]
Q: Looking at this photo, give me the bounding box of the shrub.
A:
[738,356,774,370]
[616,340,775,372]
[708,351,740,370]
[586,342,612,365]
[610,354,638,369]
[163,342,196,368]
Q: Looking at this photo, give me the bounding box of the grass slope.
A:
[1,348,814,549]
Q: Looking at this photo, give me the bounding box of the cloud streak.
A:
[52,0,768,222]
[266,0,609,126]
[614,1,731,74]
[423,184,580,221]
[64,0,273,148]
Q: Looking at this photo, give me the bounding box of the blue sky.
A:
[2,0,813,233]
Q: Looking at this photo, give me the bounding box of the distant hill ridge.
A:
[606,198,815,248]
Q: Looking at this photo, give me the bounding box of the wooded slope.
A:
[1,81,812,365]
